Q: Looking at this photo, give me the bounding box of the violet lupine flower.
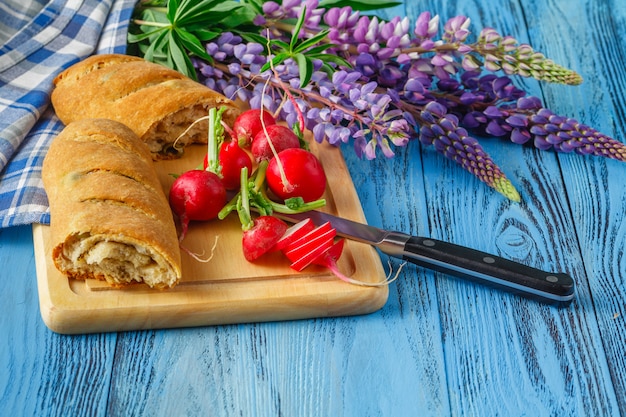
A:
[442,15,471,43]
[455,90,626,161]
[510,107,626,160]
[413,11,439,43]
[188,4,609,200]
[418,101,521,201]
[324,6,361,51]
[471,28,583,85]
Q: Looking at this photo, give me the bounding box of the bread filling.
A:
[59,233,178,289]
[145,105,210,157]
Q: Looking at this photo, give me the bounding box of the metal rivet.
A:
[546,275,559,283]
[483,256,496,264]
[423,239,436,247]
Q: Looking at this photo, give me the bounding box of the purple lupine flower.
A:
[443,16,471,43]
[471,27,583,85]
[414,11,439,39]
[418,102,521,201]
[524,108,626,160]
[182,5,608,201]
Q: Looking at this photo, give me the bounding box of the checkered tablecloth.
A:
[0,0,137,228]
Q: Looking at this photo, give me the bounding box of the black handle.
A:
[402,237,575,305]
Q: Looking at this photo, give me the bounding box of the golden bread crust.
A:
[51,54,240,159]
[42,118,182,289]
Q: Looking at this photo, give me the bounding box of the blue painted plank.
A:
[400,0,623,415]
[1,0,625,416]
[525,0,626,413]
[0,226,117,416]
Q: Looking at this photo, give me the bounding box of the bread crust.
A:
[51,54,240,159]
[42,118,182,289]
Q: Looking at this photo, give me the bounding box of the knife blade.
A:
[273,210,575,305]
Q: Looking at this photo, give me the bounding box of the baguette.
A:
[42,118,182,289]
[51,54,240,159]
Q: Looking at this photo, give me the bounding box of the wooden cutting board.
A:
[33,139,388,334]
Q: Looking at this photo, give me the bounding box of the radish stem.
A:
[206,107,225,176]
[236,167,254,231]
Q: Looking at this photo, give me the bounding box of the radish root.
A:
[330,258,406,287]
[173,115,210,151]
[180,235,220,263]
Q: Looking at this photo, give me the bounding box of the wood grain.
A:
[2,0,626,415]
[526,0,626,413]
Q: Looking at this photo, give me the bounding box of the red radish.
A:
[251,124,300,162]
[285,227,336,271]
[311,239,352,280]
[281,222,336,270]
[277,220,396,286]
[169,169,227,240]
[242,215,288,261]
[283,224,335,256]
[233,108,276,148]
[272,218,315,251]
[266,148,326,202]
[282,221,333,256]
[313,238,345,267]
[218,140,252,190]
[235,166,289,262]
[203,140,253,190]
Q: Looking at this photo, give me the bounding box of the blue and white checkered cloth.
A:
[0,0,137,228]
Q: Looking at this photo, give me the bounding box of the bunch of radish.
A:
[168,106,329,262]
[168,107,397,286]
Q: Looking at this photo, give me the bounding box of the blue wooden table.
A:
[2,0,625,415]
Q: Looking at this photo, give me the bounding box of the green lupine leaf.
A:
[238,0,265,14]
[166,32,184,67]
[240,31,270,46]
[143,29,168,62]
[260,52,290,72]
[181,12,245,30]
[177,1,240,26]
[166,0,179,22]
[127,27,165,43]
[141,0,167,6]
[215,5,256,29]
[289,6,307,52]
[295,53,314,88]
[293,29,331,53]
[300,43,335,55]
[270,39,290,51]
[193,28,220,42]
[309,53,352,68]
[215,2,255,30]
[168,32,196,79]
[136,7,168,24]
[318,0,402,11]
[175,0,222,23]
[318,62,336,77]
[175,28,211,61]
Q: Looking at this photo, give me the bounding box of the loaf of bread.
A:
[51,54,240,159]
[42,118,182,289]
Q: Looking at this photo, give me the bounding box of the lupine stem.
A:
[212,62,386,140]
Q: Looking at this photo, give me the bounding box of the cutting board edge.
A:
[34,221,388,334]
